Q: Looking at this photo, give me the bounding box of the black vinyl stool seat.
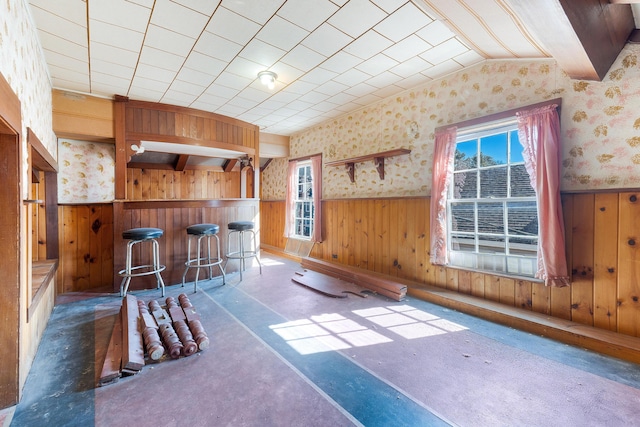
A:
[182,223,226,292]
[119,227,166,297]
[225,221,262,281]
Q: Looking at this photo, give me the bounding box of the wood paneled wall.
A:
[113,200,259,292]
[126,168,241,200]
[58,204,114,294]
[261,192,640,338]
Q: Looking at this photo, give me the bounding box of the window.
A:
[293,161,314,239]
[447,120,538,277]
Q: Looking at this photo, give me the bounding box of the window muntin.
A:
[448,123,538,277]
[293,161,314,239]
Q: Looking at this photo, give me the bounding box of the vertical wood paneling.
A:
[618,192,640,336]
[593,193,619,331]
[571,193,595,326]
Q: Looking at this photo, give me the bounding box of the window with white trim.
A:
[448,120,538,277]
[293,161,314,239]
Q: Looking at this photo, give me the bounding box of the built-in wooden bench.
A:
[29,259,58,321]
[300,257,640,365]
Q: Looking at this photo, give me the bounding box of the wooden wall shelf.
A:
[325,148,411,182]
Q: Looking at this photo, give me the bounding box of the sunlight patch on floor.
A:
[270,304,468,355]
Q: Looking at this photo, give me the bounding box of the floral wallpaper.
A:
[58,139,115,204]
[262,44,640,200]
[0,0,57,199]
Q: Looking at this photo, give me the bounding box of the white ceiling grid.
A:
[27,0,552,135]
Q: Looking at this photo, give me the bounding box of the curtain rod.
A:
[434,98,562,134]
[288,152,322,162]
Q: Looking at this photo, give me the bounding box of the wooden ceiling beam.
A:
[506,0,635,80]
[174,155,189,172]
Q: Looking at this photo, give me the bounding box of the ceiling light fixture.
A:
[257,70,277,90]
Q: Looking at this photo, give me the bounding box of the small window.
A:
[448,121,538,277]
[293,161,314,239]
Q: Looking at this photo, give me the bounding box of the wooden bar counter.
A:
[112,198,260,292]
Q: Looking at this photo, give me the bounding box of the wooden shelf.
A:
[325,148,411,182]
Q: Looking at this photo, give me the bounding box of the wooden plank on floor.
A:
[99,312,122,386]
[121,295,145,372]
[292,270,368,298]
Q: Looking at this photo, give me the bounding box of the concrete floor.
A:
[5,253,640,426]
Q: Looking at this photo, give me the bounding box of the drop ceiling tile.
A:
[454,50,485,67]
[370,0,405,14]
[383,35,431,62]
[206,6,262,45]
[281,45,327,72]
[297,90,331,104]
[194,31,243,62]
[91,58,135,79]
[328,0,387,38]
[333,68,371,86]
[372,84,403,98]
[343,82,377,97]
[90,42,139,67]
[222,0,285,25]
[214,104,246,116]
[30,8,87,46]
[138,46,185,72]
[30,0,87,26]
[172,0,221,16]
[194,92,228,108]
[319,51,363,74]
[309,100,340,113]
[89,0,151,31]
[268,62,306,84]
[326,92,357,105]
[136,63,176,85]
[395,73,430,89]
[389,55,432,78]
[225,95,260,109]
[144,24,195,56]
[343,29,393,60]
[302,23,353,57]
[277,0,339,31]
[91,71,131,88]
[421,59,463,79]
[283,79,318,95]
[183,51,227,76]
[269,91,301,104]
[419,38,469,65]
[50,77,90,94]
[257,15,309,51]
[162,91,197,106]
[415,19,455,46]
[39,34,88,62]
[131,75,171,92]
[169,79,206,96]
[374,2,431,42]
[286,99,314,110]
[42,49,88,74]
[300,67,338,85]
[240,39,287,68]
[214,72,253,90]
[355,53,399,76]
[150,0,208,38]
[47,64,90,85]
[315,80,349,96]
[89,20,145,51]
[349,93,382,106]
[176,66,217,87]
[226,56,268,80]
[91,82,130,98]
[366,70,403,88]
[203,83,240,99]
[237,86,275,103]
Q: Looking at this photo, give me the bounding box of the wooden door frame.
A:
[0,72,23,408]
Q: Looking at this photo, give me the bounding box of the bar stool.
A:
[119,227,166,297]
[225,221,262,281]
[182,223,226,292]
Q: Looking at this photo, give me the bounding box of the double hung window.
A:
[448,121,538,277]
[293,161,314,239]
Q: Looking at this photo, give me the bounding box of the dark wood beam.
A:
[223,159,238,172]
[260,158,273,172]
[174,155,189,172]
[507,0,635,80]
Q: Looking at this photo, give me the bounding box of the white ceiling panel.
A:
[29,0,576,135]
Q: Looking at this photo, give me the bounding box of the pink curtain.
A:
[283,160,297,238]
[310,155,323,242]
[516,104,570,287]
[430,127,457,265]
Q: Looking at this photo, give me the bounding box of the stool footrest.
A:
[185,258,224,268]
[119,264,166,278]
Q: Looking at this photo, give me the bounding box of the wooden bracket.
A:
[325,148,411,183]
[345,162,355,183]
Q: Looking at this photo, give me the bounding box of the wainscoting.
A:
[261,192,640,338]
